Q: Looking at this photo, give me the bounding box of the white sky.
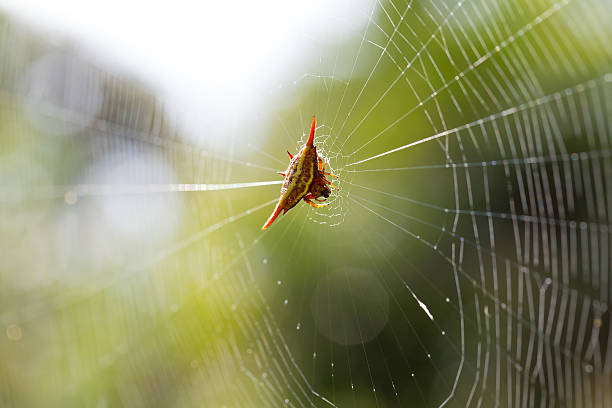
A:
[1,0,374,140]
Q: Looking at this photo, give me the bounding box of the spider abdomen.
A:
[279,145,317,212]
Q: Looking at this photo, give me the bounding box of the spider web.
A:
[1,0,612,407]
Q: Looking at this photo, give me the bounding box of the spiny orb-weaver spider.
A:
[261,116,338,230]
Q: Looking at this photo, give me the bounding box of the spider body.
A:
[261,116,337,230]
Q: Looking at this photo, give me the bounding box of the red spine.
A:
[261,199,283,230]
[306,115,316,147]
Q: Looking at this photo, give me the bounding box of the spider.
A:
[261,116,338,230]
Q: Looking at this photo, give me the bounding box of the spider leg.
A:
[287,150,293,159]
[277,171,286,177]
[304,197,328,208]
[320,161,338,178]
[323,179,339,190]
[318,157,323,171]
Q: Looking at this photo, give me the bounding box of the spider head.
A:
[310,179,331,201]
